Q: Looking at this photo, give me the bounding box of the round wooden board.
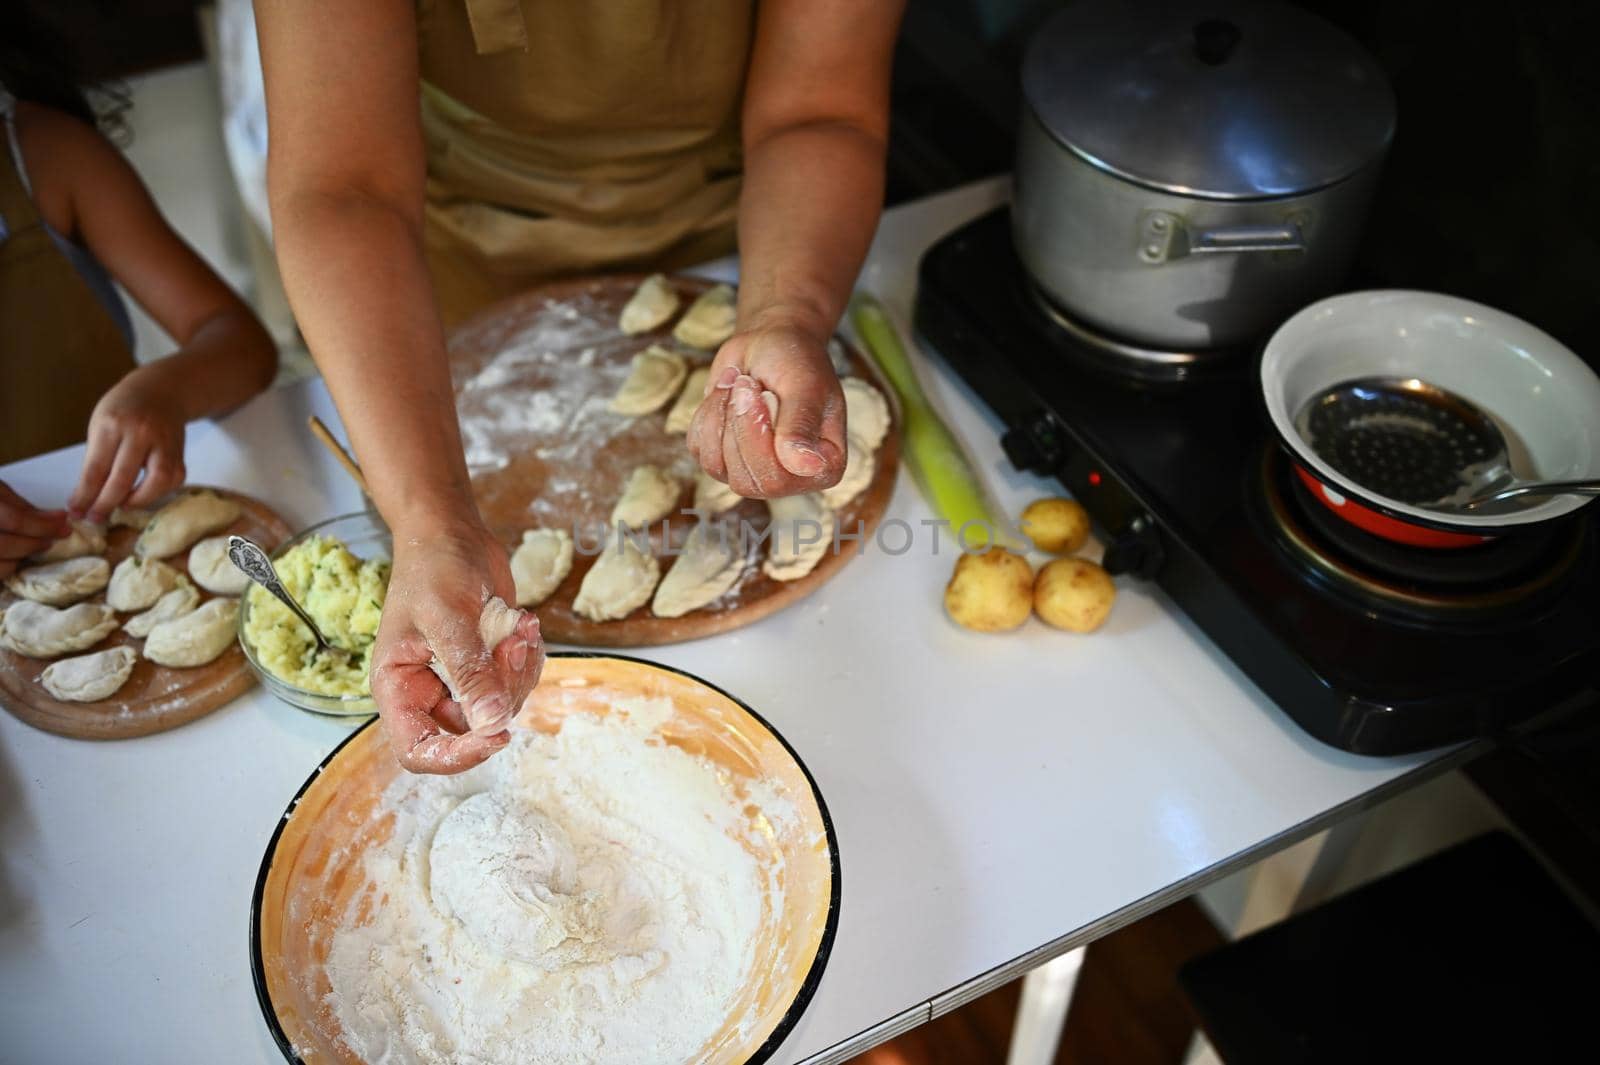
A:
[0,489,293,740]
[448,273,900,647]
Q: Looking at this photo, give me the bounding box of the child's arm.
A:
[11,102,278,522]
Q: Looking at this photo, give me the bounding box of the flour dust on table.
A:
[324,698,774,1065]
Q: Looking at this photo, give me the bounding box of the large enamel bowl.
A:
[251,653,840,1064]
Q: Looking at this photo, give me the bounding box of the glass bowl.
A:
[237,510,391,718]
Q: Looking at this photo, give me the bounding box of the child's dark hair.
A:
[0,1,130,141]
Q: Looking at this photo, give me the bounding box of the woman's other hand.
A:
[686,318,846,499]
[368,516,545,775]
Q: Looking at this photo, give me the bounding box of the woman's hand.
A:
[368,516,545,775]
[687,319,847,499]
[67,366,189,523]
[0,482,70,579]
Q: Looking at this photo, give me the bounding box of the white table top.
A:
[0,179,1454,1065]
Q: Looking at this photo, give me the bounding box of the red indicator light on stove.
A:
[1088,470,1103,487]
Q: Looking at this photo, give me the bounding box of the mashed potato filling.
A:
[243,535,390,695]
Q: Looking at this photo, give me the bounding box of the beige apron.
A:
[418,0,752,324]
[0,120,135,465]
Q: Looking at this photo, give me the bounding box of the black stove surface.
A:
[914,209,1600,755]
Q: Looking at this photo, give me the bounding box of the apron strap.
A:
[461,0,529,55]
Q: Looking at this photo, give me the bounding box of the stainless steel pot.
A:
[1014,0,1396,357]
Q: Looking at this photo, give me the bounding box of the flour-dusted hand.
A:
[0,482,71,580]
[686,322,847,500]
[369,519,546,774]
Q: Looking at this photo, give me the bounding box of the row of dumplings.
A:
[0,490,248,702]
[495,278,894,624]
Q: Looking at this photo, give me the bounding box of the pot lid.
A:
[1022,0,1396,200]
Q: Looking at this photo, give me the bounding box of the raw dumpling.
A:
[5,556,111,606]
[573,535,660,622]
[652,522,745,618]
[106,556,180,611]
[143,598,239,667]
[664,365,711,433]
[841,377,891,451]
[762,493,835,582]
[609,345,688,415]
[124,578,200,638]
[427,596,528,729]
[136,490,242,559]
[109,506,152,530]
[673,283,737,350]
[511,529,574,607]
[30,521,107,562]
[619,273,680,335]
[820,434,877,511]
[0,600,119,658]
[610,465,681,529]
[187,535,248,595]
[692,469,743,515]
[40,646,138,702]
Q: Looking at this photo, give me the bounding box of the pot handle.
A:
[1139,211,1305,263]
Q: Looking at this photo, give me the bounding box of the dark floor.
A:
[847,898,1224,1065]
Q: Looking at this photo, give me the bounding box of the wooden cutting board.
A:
[449,274,900,646]
[0,489,291,739]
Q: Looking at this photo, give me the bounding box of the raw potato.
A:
[820,434,876,511]
[510,529,574,607]
[652,522,745,618]
[40,646,138,702]
[136,490,241,559]
[762,493,834,582]
[5,556,111,606]
[664,365,710,433]
[143,598,240,667]
[693,469,743,515]
[618,273,680,335]
[1021,498,1091,555]
[106,556,179,611]
[609,345,688,415]
[573,535,660,621]
[124,578,200,637]
[427,596,526,729]
[0,600,119,658]
[1034,558,1116,633]
[29,521,106,562]
[672,283,737,350]
[841,377,891,451]
[611,465,681,529]
[187,535,249,595]
[944,548,1034,632]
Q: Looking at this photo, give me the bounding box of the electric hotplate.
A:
[914,208,1600,755]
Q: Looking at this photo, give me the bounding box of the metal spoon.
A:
[1295,376,1599,516]
[227,535,347,659]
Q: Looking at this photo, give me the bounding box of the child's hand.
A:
[68,367,188,523]
[0,482,71,579]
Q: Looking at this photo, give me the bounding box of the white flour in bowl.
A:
[323,698,770,1065]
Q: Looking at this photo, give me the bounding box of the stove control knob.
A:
[1102,516,1164,580]
[1001,412,1068,475]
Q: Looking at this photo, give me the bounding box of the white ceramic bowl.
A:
[1261,290,1600,530]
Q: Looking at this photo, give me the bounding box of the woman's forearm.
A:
[735,121,887,342]
[272,189,476,531]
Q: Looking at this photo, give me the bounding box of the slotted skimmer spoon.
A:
[1294,377,1600,515]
